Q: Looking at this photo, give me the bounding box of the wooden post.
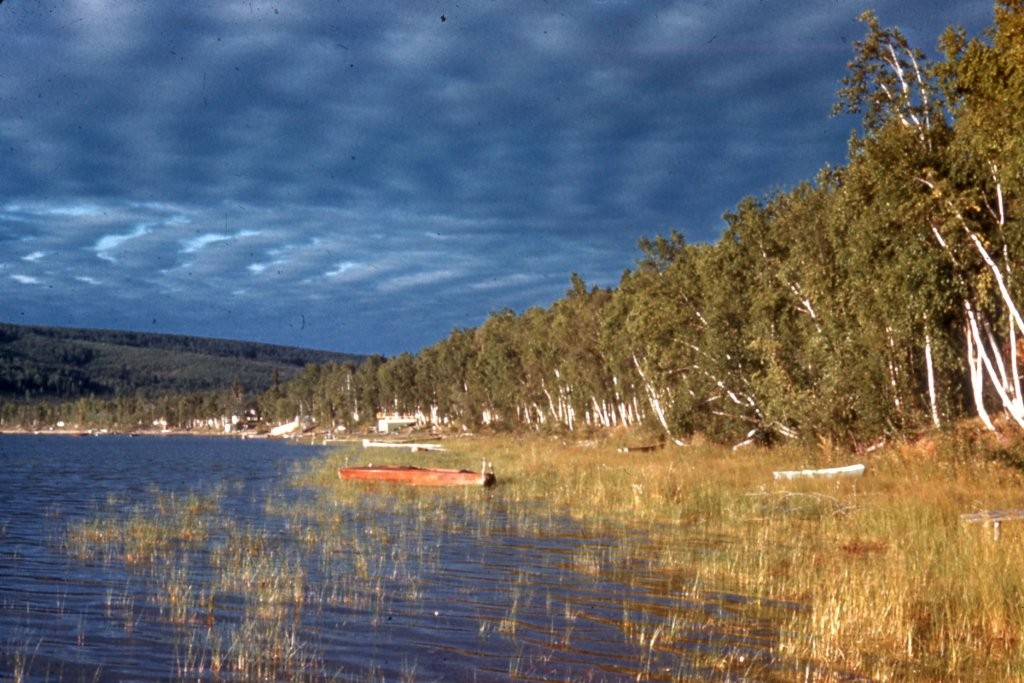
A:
[960,509,1024,541]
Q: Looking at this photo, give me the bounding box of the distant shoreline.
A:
[0,427,238,438]
[0,426,375,446]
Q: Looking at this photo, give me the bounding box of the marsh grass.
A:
[64,486,328,681]
[425,429,1024,680]
[5,636,42,683]
[65,490,217,565]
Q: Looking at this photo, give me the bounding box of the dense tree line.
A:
[6,6,1024,449]
[0,385,252,432]
[265,5,1024,448]
[0,360,369,434]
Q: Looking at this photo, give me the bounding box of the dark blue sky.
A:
[0,1,993,355]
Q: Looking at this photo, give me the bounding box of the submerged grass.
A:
[65,490,217,565]
[64,487,326,681]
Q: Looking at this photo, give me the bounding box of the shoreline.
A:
[0,426,250,438]
[0,426,422,447]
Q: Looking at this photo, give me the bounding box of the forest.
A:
[0,323,360,424]
[283,4,1023,449]
[6,5,1024,448]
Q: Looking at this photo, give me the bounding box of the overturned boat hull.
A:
[772,463,865,480]
[362,439,445,452]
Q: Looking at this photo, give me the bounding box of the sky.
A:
[0,1,994,356]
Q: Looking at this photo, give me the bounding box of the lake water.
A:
[0,435,807,681]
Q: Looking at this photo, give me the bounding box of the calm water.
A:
[0,435,805,682]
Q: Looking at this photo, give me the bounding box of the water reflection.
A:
[0,435,805,681]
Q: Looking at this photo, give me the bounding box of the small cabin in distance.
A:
[377,414,417,434]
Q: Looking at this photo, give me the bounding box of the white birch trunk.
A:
[965,302,1024,429]
[966,315,995,431]
[885,327,903,413]
[930,216,1024,429]
[1012,315,1023,410]
[924,330,940,427]
[542,383,558,424]
[590,396,607,428]
[631,353,672,435]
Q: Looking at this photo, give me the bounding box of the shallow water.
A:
[0,434,805,681]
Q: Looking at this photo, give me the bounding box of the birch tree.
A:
[612,232,767,444]
[934,0,1024,428]
[835,9,1024,430]
[550,275,617,430]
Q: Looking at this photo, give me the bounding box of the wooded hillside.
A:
[0,322,362,401]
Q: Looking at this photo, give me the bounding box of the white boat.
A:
[270,419,302,437]
[772,463,865,480]
[362,439,445,452]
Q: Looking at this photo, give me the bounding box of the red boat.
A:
[338,465,496,487]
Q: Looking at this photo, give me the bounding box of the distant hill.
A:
[0,322,364,402]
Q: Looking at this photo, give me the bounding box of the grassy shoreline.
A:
[57,426,1024,679]
[410,428,1024,680]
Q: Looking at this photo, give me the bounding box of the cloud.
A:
[377,269,462,294]
[11,274,43,285]
[180,233,232,254]
[469,273,543,291]
[94,225,152,262]
[0,1,995,354]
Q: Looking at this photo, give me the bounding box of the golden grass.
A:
[65,491,216,565]
[413,429,1024,681]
